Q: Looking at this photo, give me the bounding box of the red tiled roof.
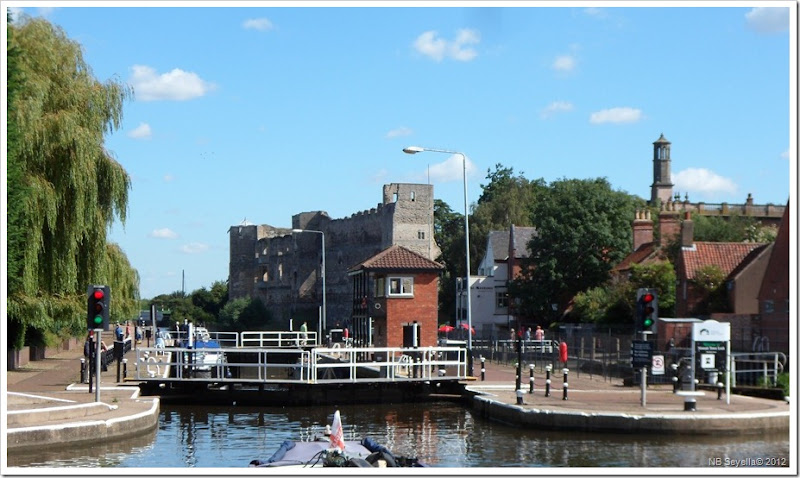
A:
[680,242,767,280]
[350,245,444,272]
[613,242,658,272]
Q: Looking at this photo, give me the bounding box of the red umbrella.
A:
[438,324,455,333]
[460,323,476,335]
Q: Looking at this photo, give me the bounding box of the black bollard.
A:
[545,364,552,397]
[80,358,86,384]
[516,389,524,405]
[563,368,569,400]
[717,381,724,400]
[529,364,535,394]
[480,356,486,381]
[122,358,128,380]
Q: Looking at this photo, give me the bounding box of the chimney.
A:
[632,209,654,251]
[658,201,680,248]
[681,211,694,248]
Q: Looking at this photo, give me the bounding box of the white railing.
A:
[240,331,318,348]
[730,352,786,387]
[133,345,467,383]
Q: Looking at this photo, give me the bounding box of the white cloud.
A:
[552,54,576,72]
[386,127,413,138]
[413,29,480,62]
[589,107,642,124]
[149,228,179,239]
[180,242,210,254]
[428,154,477,183]
[243,18,274,31]
[745,7,789,34]
[128,122,152,139]
[541,101,574,119]
[130,65,216,102]
[673,168,738,197]
[163,174,175,182]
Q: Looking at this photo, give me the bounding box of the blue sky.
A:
[6,2,795,300]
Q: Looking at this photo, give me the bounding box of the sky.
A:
[5,1,796,300]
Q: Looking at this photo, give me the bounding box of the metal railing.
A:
[240,331,318,348]
[730,352,787,387]
[133,345,468,384]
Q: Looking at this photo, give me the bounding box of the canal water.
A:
[10,402,790,469]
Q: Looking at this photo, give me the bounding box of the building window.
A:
[388,277,414,297]
[375,277,385,298]
[410,191,416,202]
[418,230,425,240]
[763,300,774,314]
[496,291,509,309]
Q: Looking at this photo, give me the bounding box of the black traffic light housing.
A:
[87,285,110,330]
[636,288,658,334]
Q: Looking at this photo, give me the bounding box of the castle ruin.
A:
[228,183,441,329]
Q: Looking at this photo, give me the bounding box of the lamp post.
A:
[403,146,474,376]
[292,229,326,344]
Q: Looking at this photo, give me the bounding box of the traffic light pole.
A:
[95,329,102,403]
[640,331,649,407]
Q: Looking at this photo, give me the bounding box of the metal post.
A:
[94,330,102,402]
[529,363,535,394]
[562,368,569,400]
[80,358,86,384]
[641,367,647,407]
[545,364,552,397]
[481,356,486,381]
[123,358,128,380]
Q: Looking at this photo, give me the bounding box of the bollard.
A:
[717,381,724,400]
[529,364,535,394]
[562,368,569,400]
[481,356,486,381]
[516,388,524,405]
[80,358,86,384]
[123,358,128,380]
[671,364,680,393]
[545,364,552,397]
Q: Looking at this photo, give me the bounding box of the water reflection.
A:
[9,402,790,468]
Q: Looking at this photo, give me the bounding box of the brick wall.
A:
[384,272,439,348]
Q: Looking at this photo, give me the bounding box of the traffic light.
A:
[87,285,110,330]
[636,288,658,333]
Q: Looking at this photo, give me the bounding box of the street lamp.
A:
[292,229,326,344]
[403,146,474,375]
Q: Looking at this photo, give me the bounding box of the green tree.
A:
[218,297,277,332]
[7,16,137,348]
[433,199,463,323]
[191,280,229,325]
[511,178,638,323]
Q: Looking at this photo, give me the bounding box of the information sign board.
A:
[631,340,653,368]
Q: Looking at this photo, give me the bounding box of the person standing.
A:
[534,325,544,341]
[300,321,308,346]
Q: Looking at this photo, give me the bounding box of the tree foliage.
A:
[7,16,137,347]
[511,178,639,322]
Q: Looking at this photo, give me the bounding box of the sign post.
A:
[692,320,731,404]
[631,340,653,407]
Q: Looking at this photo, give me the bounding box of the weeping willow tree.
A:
[7,15,139,349]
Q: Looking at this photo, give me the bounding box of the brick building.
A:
[228,183,440,332]
[348,245,443,349]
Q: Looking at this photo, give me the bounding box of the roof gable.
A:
[350,245,443,272]
[679,242,767,280]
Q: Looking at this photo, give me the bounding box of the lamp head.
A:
[402,146,424,155]
[291,229,303,233]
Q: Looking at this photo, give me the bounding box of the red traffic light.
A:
[93,289,105,300]
[642,293,654,303]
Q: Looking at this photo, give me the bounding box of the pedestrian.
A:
[524,328,531,342]
[534,325,544,341]
[300,321,308,346]
[509,328,515,342]
[115,323,123,342]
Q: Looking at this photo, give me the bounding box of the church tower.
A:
[651,133,674,205]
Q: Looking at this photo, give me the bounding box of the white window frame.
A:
[387,276,414,297]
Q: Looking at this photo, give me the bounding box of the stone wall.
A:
[229,183,440,330]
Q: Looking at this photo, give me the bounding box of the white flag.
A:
[329,410,345,451]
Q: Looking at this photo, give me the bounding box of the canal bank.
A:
[4,346,791,457]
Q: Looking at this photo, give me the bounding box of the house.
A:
[348,245,443,349]
[756,203,790,354]
[468,224,537,339]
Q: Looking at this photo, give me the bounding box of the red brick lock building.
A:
[348,245,443,349]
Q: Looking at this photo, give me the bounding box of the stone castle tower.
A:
[228,183,441,328]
